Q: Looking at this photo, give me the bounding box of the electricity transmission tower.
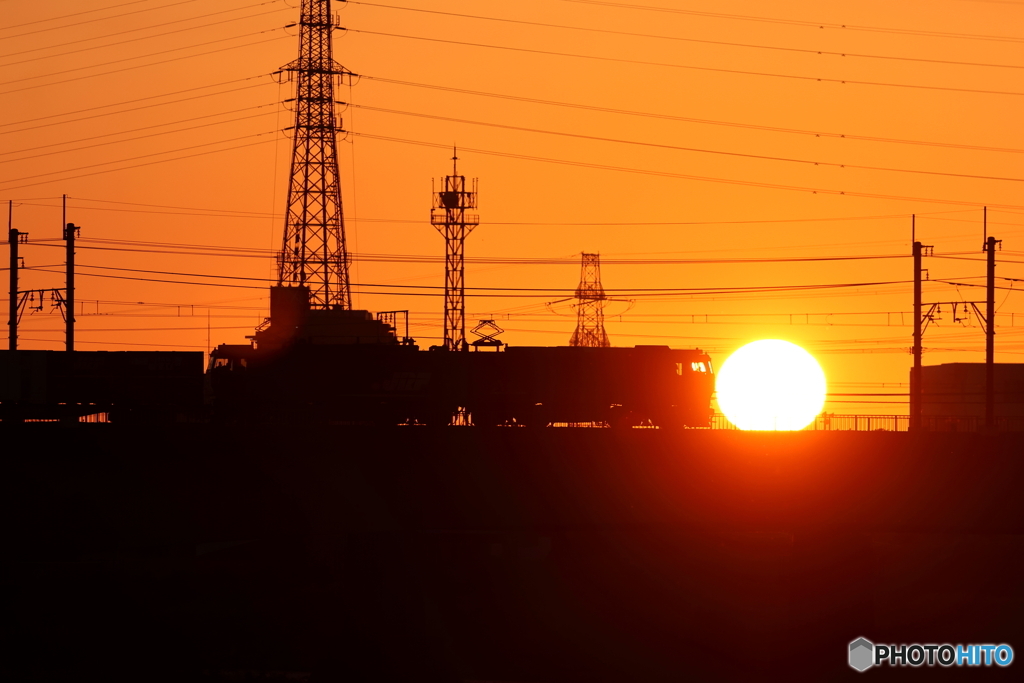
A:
[276,0,352,310]
[570,253,610,347]
[431,151,478,351]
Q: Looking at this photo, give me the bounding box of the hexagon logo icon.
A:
[849,637,874,672]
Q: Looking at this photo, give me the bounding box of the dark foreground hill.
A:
[4,426,1022,681]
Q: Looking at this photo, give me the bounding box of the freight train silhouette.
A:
[0,286,714,426]
[208,286,716,427]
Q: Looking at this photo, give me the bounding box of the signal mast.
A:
[431,151,479,351]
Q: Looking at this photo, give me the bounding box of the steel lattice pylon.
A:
[570,253,610,347]
[276,0,351,310]
[431,152,479,351]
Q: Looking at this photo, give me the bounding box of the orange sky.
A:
[2,0,1023,415]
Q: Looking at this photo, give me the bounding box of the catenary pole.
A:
[8,201,17,352]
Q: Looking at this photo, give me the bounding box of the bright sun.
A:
[716,339,827,431]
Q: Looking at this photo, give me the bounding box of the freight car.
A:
[207,287,714,427]
[0,350,204,423]
[208,341,714,427]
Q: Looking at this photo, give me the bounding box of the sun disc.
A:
[716,340,826,431]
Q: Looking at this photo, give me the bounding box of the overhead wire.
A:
[0,76,273,134]
[45,197,277,216]
[0,33,289,96]
[364,76,1024,154]
[350,103,1024,183]
[0,1,287,63]
[0,0,202,40]
[346,29,1024,97]
[26,237,965,265]
[22,199,1011,234]
[17,337,210,349]
[0,0,162,32]
[0,25,291,89]
[1,129,279,185]
[0,107,280,164]
[38,262,1010,297]
[0,134,280,191]
[349,1,1024,69]
[11,118,1018,202]
[562,0,1024,43]
[0,198,930,226]
[12,201,276,220]
[27,265,932,298]
[351,132,1024,210]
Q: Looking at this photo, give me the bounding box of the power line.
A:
[52,296,268,311]
[42,240,926,265]
[21,200,1011,235]
[17,120,1017,205]
[31,265,932,298]
[0,26,288,88]
[928,215,1024,226]
[13,201,276,220]
[351,103,1024,183]
[1,130,278,185]
[20,325,254,333]
[0,33,289,96]
[347,30,1024,97]
[23,198,1005,231]
[350,1,1024,69]
[0,0,158,32]
[352,132,1024,210]
[0,107,279,164]
[17,337,210,349]
[0,4,289,68]
[35,236,972,265]
[0,0,201,40]
[0,197,921,225]
[366,76,1024,154]
[0,77,272,133]
[563,0,1024,43]
[0,134,279,191]
[72,263,925,292]
[66,196,277,216]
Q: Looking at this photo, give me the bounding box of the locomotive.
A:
[207,286,715,427]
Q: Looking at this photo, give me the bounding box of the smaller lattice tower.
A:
[431,151,479,351]
[570,252,610,347]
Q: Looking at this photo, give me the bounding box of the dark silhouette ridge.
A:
[4,425,1022,681]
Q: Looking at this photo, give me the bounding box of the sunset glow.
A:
[716,339,826,431]
[2,1,1021,417]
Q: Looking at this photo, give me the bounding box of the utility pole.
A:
[914,211,997,432]
[570,253,611,347]
[8,201,19,351]
[65,220,79,352]
[912,235,921,432]
[431,150,478,351]
[276,0,353,310]
[63,194,78,352]
[910,214,934,433]
[984,206,1000,430]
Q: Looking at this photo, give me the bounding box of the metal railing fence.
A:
[708,413,1024,432]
